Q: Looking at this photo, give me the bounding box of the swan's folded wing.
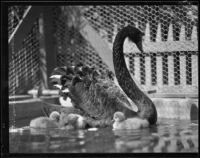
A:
[70,79,137,119]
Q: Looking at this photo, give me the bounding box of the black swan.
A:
[113,25,157,125]
[48,64,137,127]
[47,25,157,128]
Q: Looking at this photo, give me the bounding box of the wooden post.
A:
[134,56,140,85]
[156,55,163,91]
[125,54,130,71]
[192,55,198,86]
[180,55,186,86]
[145,56,151,87]
[39,6,56,89]
[168,55,174,86]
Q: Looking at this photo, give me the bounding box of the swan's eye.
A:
[64,122,69,126]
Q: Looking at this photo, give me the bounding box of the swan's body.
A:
[49,25,157,128]
[49,65,137,127]
[112,111,149,130]
[30,111,60,128]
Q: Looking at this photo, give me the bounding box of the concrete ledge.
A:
[9,95,33,101]
[152,98,198,120]
[9,96,60,127]
[9,96,198,128]
[150,93,198,98]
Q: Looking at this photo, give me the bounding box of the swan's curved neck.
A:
[113,28,157,124]
[113,29,142,104]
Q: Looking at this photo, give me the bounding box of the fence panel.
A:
[8,5,198,95]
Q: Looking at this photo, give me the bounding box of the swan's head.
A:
[50,66,75,89]
[75,64,95,77]
[113,111,126,122]
[49,111,60,122]
[125,25,144,53]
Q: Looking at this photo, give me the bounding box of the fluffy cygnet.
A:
[112,111,149,130]
[59,113,87,129]
[30,111,60,129]
[49,111,60,122]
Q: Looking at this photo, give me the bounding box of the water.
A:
[9,118,198,153]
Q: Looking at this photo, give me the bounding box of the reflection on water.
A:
[9,119,198,153]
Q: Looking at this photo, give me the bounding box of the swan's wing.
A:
[69,79,137,120]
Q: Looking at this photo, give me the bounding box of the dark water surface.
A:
[9,119,198,153]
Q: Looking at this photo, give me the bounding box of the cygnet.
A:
[30,111,60,128]
[112,111,149,130]
[59,113,87,129]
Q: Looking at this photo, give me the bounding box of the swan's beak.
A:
[50,75,62,89]
[136,40,144,53]
[62,88,69,93]
[54,84,62,89]
[50,75,62,79]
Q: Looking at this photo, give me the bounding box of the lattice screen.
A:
[56,5,198,93]
[8,5,198,95]
[9,6,40,95]
[53,7,109,73]
[8,6,29,37]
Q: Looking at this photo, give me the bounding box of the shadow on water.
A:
[9,118,198,153]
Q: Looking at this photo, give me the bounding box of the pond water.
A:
[9,118,198,153]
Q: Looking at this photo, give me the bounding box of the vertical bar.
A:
[151,54,157,85]
[191,26,197,41]
[180,55,186,86]
[125,54,130,71]
[145,56,151,87]
[180,25,185,41]
[134,56,140,84]
[162,55,168,85]
[140,55,145,85]
[174,52,180,85]
[168,55,174,86]
[129,54,135,76]
[144,23,150,42]
[42,6,56,89]
[192,55,198,86]
[167,24,173,41]
[186,53,192,85]
[156,23,162,42]
[156,56,163,88]
[38,13,48,89]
